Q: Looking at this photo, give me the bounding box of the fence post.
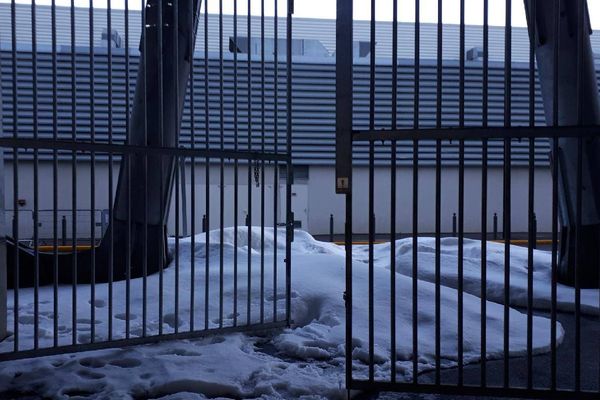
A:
[329,214,334,242]
[452,213,457,237]
[493,213,498,240]
[62,215,67,246]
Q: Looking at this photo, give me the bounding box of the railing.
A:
[337,0,600,398]
[1,0,294,362]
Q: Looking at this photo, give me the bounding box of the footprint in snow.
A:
[162,313,183,329]
[79,357,106,368]
[115,313,137,321]
[109,358,142,368]
[76,369,105,380]
[88,299,106,308]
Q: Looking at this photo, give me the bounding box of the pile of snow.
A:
[0,228,590,399]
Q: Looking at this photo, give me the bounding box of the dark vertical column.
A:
[335,0,352,195]
[367,0,375,382]
[480,0,489,388]
[335,0,353,388]
[10,0,19,351]
[503,0,512,389]
[50,0,59,348]
[412,0,420,385]
[434,0,442,386]
[390,0,398,384]
[0,33,6,342]
[526,0,536,389]
[524,0,600,288]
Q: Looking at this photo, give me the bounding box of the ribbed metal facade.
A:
[2,4,600,166]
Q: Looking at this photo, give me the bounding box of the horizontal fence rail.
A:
[0,0,293,362]
[337,0,600,398]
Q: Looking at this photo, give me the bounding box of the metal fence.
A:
[337,0,600,398]
[0,0,293,361]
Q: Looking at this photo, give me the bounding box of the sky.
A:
[4,0,600,29]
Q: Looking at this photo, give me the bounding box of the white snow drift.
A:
[0,228,588,399]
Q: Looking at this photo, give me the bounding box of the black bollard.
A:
[202,214,207,233]
[452,213,457,237]
[62,215,67,246]
[329,214,334,242]
[493,213,498,240]
[533,212,537,249]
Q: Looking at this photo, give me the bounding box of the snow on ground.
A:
[0,228,588,399]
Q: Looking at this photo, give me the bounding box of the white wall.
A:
[4,160,553,239]
[308,165,553,235]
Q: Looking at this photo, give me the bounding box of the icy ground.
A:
[1,228,598,399]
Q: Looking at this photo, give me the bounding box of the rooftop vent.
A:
[229,37,330,57]
[467,47,483,61]
[102,29,122,48]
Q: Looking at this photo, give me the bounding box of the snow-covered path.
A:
[0,228,592,399]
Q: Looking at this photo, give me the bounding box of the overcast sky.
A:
[5,0,600,29]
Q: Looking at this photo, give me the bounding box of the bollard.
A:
[533,212,537,249]
[245,214,250,228]
[452,213,457,237]
[202,214,207,233]
[62,215,67,246]
[329,214,334,242]
[493,213,498,240]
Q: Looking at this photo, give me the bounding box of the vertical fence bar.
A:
[174,0,181,335]
[390,0,398,384]
[247,0,253,326]
[550,0,560,389]
[89,0,97,344]
[367,0,375,383]
[219,0,225,329]
[412,0,420,385]
[526,0,536,390]
[204,0,211,331]
[481,0,489,388]
[273,0,279,323]
[260,0,266,325]
[107,0,115,342]
[285,0,293,328]
[189,0,197,332]
[503,0,512,389]
[70,0,78,346]
[108,0,117,342]
[575,0,584,392]
[457,0,465,385]
[233,0,239,328]
[31,0,40,351]
[434,0,442,386]
[157,0,165,337]
[141,0,149,339]
[124,0,132,341]
[11,0,19,353]
[51,0,59,348]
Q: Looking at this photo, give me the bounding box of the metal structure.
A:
[337,0,600,398]
[0,0,293,361]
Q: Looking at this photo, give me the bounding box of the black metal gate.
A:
[0,0,293,360]
[337,0,600,397]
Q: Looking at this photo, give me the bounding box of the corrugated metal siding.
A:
[3,45,588,166]
[3,3,600,63]
[1,4,599,167]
